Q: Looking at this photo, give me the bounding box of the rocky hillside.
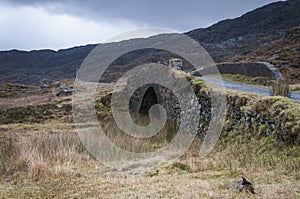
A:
[0,45,96,85]
[1,0,300,85]
[188,0,300,62]
[240,27,300,83]
[188,0,300,43]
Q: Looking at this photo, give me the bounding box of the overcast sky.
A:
[0,0,279,51]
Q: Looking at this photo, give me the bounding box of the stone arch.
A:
[129,84,174,120]
[139,86,158,115]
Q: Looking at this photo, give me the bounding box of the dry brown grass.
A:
[1,80,299,197]
[0,130,90,179]
[290,83,300,92]
[0,94,54,110]
[1,123,299,198]
[270,80,291,98]
[100,116,178,153]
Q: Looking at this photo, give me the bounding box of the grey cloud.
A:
[1,0,279,31]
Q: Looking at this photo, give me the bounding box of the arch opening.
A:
[139,87,158,115]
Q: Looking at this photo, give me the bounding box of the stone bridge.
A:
[190,62,283,80]
[129,83,180,120]
[129,62,283,119]
[125,75,299,144]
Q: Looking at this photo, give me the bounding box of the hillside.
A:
[188,0,300,43]
[240,26,300,83]
[1,0,300,85]
[188,0,300,61]
[0,45,96,85]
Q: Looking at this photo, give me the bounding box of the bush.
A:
[269,80,291,98]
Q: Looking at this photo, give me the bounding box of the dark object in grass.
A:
[237,175,255,194]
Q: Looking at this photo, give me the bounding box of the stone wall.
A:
[124,76,299,145]
[98,73,299,145]
[224,94,300,145]
[191,62,283,80]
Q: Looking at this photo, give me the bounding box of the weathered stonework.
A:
[190,62,283,80]
[100,75,299,145]
[129,84,178,121]
[127,76,212,134]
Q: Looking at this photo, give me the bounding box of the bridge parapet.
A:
[190,62,283,80]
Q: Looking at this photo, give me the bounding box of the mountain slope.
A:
[0,45,96,85]
[187,0,300,61]
[1,0,300,85]
[187,0,300,43]
[241,26,300,83]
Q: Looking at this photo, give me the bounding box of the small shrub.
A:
[269,80,291,98]
[172,162,190,171]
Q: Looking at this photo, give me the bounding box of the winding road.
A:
[198,76,300,101]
